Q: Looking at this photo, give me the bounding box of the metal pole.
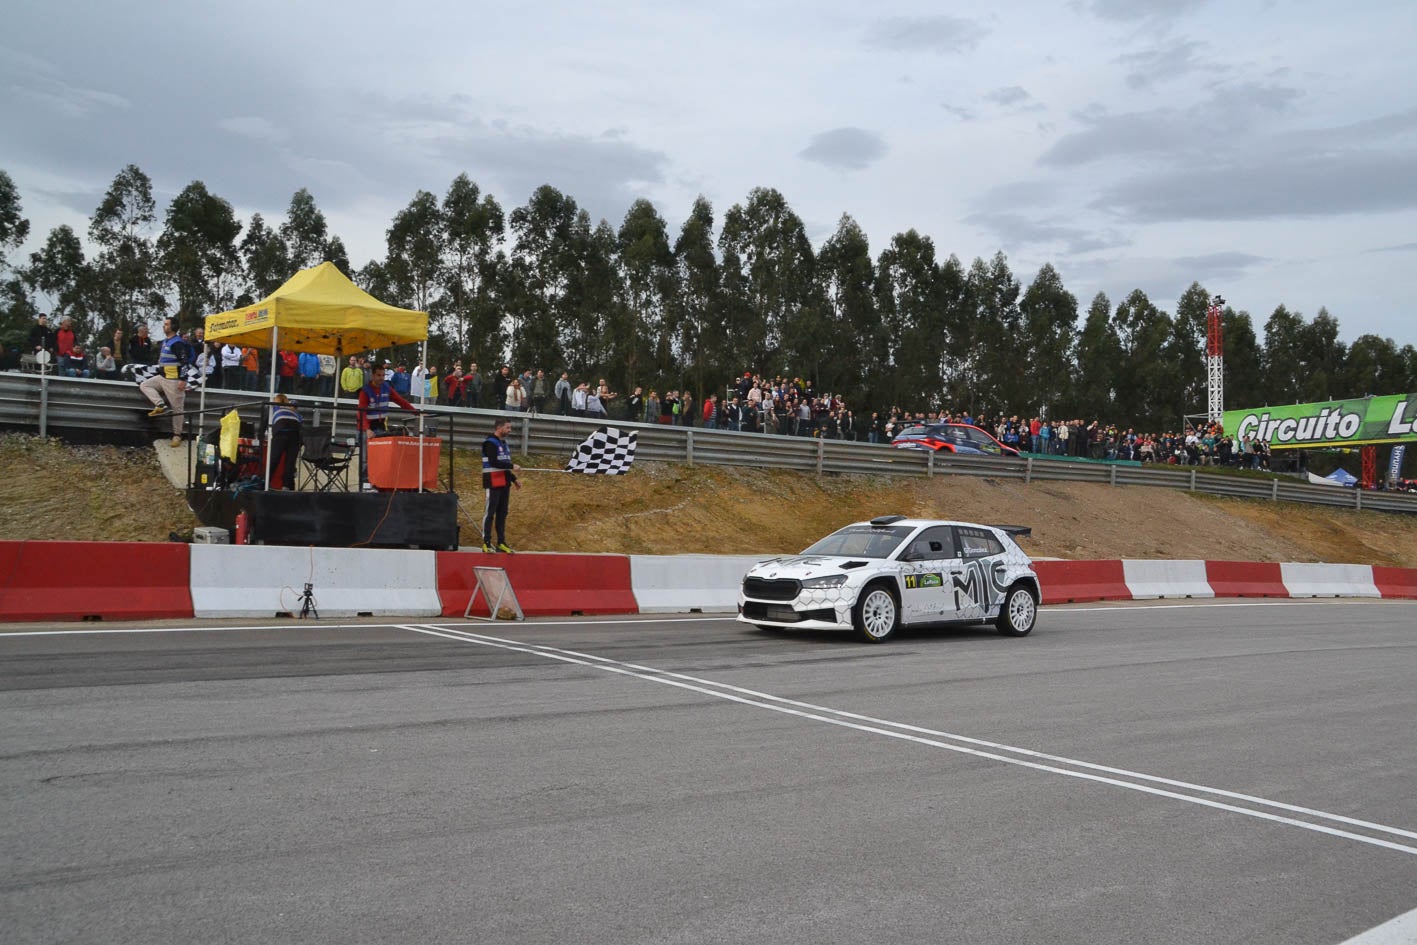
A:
[264,326,278,489]
[38,357,50,439]
[418,339,427,494]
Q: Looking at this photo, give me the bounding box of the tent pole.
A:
[418,339,427,494]
[331,341,342,436]
[264,326,278,490]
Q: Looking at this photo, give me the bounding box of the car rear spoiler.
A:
[993,525,1032,538]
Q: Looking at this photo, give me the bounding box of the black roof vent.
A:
[869,515,906,526]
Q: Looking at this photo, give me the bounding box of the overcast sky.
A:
[4,0,1415,344]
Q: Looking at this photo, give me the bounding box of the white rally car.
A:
[737,516,1041,643]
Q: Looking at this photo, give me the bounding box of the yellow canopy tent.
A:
[203,262,431,491]
[204,261,428,354]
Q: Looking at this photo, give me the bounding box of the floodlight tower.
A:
[1207,294,1226,425]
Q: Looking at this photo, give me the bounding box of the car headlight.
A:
[800,575,848,589]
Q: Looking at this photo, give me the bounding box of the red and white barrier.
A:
[3,541,1417,624]
[1279,562,1381,599]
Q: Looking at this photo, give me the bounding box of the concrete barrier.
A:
[1122,559,1214,599]
[0,540,193,622]
[1372,566,1417,599]
[1279,562,1380,599]
[630,554,773,613]
[1205,560,1288,598]
[436,552,637,617]
[1032,560,1131,604]
[190,545,441,617]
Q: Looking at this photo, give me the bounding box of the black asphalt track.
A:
[2,600,1414,945]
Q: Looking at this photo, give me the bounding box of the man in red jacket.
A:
[356,363,418,490]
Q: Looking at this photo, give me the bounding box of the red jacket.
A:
[278,351,298,377]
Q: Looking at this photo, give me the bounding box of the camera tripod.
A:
[298,582,319,620]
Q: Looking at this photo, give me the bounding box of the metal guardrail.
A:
[3,371,1415,515]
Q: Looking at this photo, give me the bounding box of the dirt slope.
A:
[4,434,1415,566]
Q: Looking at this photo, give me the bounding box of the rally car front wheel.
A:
[853,583,899,643]
[995,583,1038,636]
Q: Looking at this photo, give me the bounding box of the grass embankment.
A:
[3,433,1416,566]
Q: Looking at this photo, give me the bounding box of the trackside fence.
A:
[2,372,1415,515]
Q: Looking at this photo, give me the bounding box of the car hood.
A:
[746,555,879,579]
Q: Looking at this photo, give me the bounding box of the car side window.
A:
[956,527,1004,558]
[908,526,955,559]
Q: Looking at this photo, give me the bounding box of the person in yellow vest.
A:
[138,317,190,447]
[339,355,365,394]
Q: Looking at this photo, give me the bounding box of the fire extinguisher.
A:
[235,510,250,545]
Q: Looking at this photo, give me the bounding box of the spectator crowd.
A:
[16,313,1279,470]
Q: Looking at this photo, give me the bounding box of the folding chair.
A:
[300,430,353,492]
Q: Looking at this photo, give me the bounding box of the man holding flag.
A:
[482,416,522,553]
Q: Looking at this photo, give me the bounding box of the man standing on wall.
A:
[139,317,190,448]
[481,415,521,553]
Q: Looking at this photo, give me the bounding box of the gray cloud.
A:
[1040,82,1303,166]
[1095,149,1417,221]
[983,86,1045,113]
[1089,0,1207,22]
[1116,38,1210,89]
[967,211,1130,255]
[941,104,977,122]
[1366,242,1417,254]
[798,128,888,171]
[1173,251,1269,278]
[865,15,987,54]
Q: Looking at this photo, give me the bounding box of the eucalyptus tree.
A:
[1073,292,1121,421]
[280,188,330,271]
[1220,307,1265,410]
[507,185,586,371]
[24,225,90,336]
[239,213,290,301]
[158,181,242,322]
[874,229,942,412]
[718,188,814,375]
[383,189,445,313]
[962,252,1023,416]
[1018,263,1078,417]
[1299,307,1346,401]
[815,214,878,405]
[1260,304,1307,404]
[89,164,163,332]
[616,198,676,390]
[440,173,505,363]
[1162,282,1210,423]
[0,169,29,271]
[671,196,719,395]
[1111,288,1173,427]
[1341,334,1406,398]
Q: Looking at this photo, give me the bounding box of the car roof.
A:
[846,518,1002,531]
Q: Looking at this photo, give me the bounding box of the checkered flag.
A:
[566,426,637,475]
[124,362,207,388]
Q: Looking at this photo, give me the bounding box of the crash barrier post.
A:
[463,567,525,621]
[1279,562,1381,599]
[1372,566,1417,599]
[1121,559,1214,599]
[1204,560,1289,598]
[0,540,194,622]
[189,545,441,617]
[1031,559,1131,604]
[436,552,636,618]
[629,554,773,613]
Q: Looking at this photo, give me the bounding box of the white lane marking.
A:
[405,623,1417,857]
[1335,904,1417,944]
[0,616,738,638]
[1056,601,1410,612]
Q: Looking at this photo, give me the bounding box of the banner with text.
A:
[1391,444,1408,481]
[1223,394,1417,449]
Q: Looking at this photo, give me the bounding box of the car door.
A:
[951,526,1009,619]
[896,525,955,623]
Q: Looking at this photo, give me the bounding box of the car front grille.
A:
[742,577,800,601]
[742,602,837,623]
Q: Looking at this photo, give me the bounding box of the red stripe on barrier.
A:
[1205,560,1288,598]
[1032,560,1130,604]
[1372,566,1417,599]
[436,552,638,618]
[0,540,194,622]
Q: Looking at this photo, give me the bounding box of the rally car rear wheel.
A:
[995,583,1037,636]
[854,583,899,643]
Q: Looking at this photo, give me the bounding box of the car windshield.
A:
[800,525,914,559]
